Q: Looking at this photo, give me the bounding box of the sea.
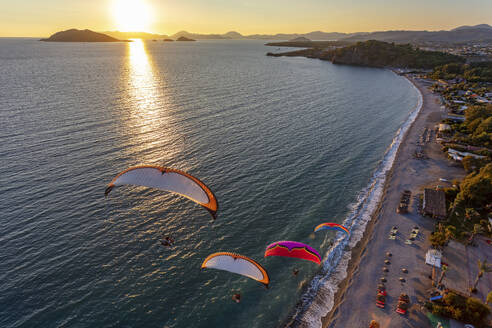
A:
[0,38,420,328]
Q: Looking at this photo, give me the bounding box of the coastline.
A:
[320,74,421,327]
[319,73,465,327]
[285,72,424,328]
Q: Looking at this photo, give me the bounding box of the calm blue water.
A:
[0,39,419,328]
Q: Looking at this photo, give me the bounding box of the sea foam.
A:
[285,77,423,328]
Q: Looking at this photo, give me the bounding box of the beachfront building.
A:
[423,188,447,219]
[438,123,451,133]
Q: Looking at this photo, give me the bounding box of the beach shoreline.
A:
[320,73,424,327]
[320,73,465,327]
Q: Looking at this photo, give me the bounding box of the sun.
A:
[111,0,152,32]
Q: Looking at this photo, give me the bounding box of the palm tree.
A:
[438,265,448,285]
[472,259,492,292]
[469,223,484,245]
[444,226,456,242]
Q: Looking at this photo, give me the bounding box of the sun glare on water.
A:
[112,0,152,32]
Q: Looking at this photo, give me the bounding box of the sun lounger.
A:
[429,295,442,301]
[405,239,412,245]
[396,307,406,314]
[376,293,386,308]
[396,294,409,314]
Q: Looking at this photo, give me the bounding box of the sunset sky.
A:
[1,0,491,37]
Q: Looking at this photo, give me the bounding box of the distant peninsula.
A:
[267,40,465,69]
[40,29,128,42]
[176,36,195,41]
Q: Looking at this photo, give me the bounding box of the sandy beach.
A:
[323,76,465,328]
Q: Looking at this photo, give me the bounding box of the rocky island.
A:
[40,29,128,42]
[289,36,311,42]
[176,36,196,41]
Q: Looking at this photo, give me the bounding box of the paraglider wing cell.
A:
[264,241,321,265]
[201,252,269,286]
[105,165,218,219]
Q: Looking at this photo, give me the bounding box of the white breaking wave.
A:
[285,77,423,328]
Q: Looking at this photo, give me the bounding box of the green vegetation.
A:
[462,156,489,173]
[454,163,492,210]
[268,40,464,69]
[441,104,492,149]
[430,62,492,82]
[438,164,492,242]
[265,40,349,48]
[459,105,492,148]
[429,225,456,248]
[471,260,492,293]
[426,292,490,326]
[329,40,464,69]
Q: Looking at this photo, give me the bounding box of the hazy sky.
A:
[1,0,492,37]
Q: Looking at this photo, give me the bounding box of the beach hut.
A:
[425,249,442,268]
[423,189,447,219]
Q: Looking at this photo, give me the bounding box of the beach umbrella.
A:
[380,277,387,282]
[382,267,389,272]
[386,252,392,257]
[402,268,408,273]
[384,260,391,265]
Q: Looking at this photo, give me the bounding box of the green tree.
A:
[465,105,492,124]
[472,260,492,292]
[469,223,484,245]
[454,164,492,209]
[475,117,492,135]
[438,265,448,285]
[462,156,487,173]
[486,291,492,305]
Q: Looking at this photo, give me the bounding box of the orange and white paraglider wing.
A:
[105,165,218,219]
[201,252,269,287]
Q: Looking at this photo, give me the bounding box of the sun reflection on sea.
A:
[128,39,160,135]
[124,39,181,163]
[116,39,186,241]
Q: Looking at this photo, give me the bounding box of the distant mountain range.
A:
[341,24,492,43]
[102,24,492,44]
[44,24,492,44]
[102,30,361,41]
